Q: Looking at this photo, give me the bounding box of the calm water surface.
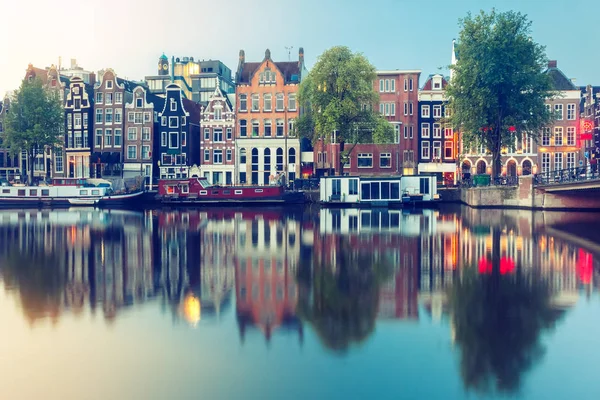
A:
[1,206,600,399]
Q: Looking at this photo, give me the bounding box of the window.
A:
[214,107,222,120]
[349,179,358,195]
[409,78,414,91]
[445,141,453,159]
[226,127,233,140]
[170,98,176,111]
[74,114,82,128]
[404,79,408,91]
[96,109,103,123]
[55,153,63,173]
[357,153,373,168]
[145,112,151,123]
[181,132,186,147]
[105,109,113,123]
[420,178,430,194]
[264,120,272,137]
[240,120,247,137]
[106,80,113,89]
[394,124,400,143]
[275,93,284,111]
[289,147,296,164]
[379,79,384,92]
[421,142,430,159]
[204,128,210,140]
[522,133,532,153]
[135,97,143,108]
[276,120,284,137]
[554,104,563,120]
[433,123,441,138]
[566,152,576,170]
[169,132,179,148]
[409,102,413,115]
[542,153,550,173]
[554,127,563,146]
[142,127,150,141]
[380,103,384,114]
[226,149,232,162]
[264,94,272,111]
[239,94,247,111]
[433,105,442,118]
[288,93,297,111]
[213,150,223,164]
[134,112,142,124]
[96,93,103,103]
[567,103,576,120]
[385,79,390,92]
[554,152,563,170]
[105,129,112,147]
[422,105,430,118]
[445,127,453,138]
[409,125,414,139]
[105,93,113,105]
[213,128,223,142]
[115,92,122,104]
[542,127,551,146]
[114,109,122,123]
[67,114,73,129]
[162,154,172,165]
[567,127,575,146]
[391,103,396,116]
[433,141,442,160]
[169,116,178,128]
[204,149,210,162]
[445,106,451,118]
[251,94,259,111]
[385,103,390,116]
[380,153,391,168]
[404,126,408,139]
[83,113,88,128]
[240,148,247,164]
[127,145,137,159]
[114,129,122,147]
[95,129,102,147]
[404,102,408,115]
[123,127,136,143]
[391,79,395,92]
[252,120,259,136]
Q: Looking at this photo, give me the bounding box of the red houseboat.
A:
[157,177,306,205]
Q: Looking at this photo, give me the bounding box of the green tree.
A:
[297,46,394,174]
[446,10,554,178]
[2,77,63,184]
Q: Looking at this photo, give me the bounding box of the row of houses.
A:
[0,44,599,187]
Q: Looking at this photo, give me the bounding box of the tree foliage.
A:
[2,77,63,184]
[297,46,395,150]
[446,10,554,177]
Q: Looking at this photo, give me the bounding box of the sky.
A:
[1,0,598,96]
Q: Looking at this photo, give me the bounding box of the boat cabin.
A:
[158,178,285,200]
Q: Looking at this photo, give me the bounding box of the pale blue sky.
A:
[1,0,598,96]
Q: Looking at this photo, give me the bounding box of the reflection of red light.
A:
[479,257,492,274]
[508,126,516,132]
[577,249,593,285]
[500,257,515,275]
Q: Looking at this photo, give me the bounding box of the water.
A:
[1,205,600,400]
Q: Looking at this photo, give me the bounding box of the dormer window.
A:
[214,107,222,120]
[136,98,143,108]
[170,98,176,111]
[106,80,113,89]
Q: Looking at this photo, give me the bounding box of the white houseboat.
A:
[319,175,440,207]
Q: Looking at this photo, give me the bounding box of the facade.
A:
[157,83,201,179]
[123,86,164,186]
[235,48,306,185]
[418,74,459,185]
[146,55,235,104]
[580,85,600,169]
[0,95,20,180]
[199,84,236,184]
[63,76,94,178]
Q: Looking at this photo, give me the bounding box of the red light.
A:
[478,257,492,274]
[508,126,516,132]
[499,257,515,275]
[581,119,594,133]
[577,249,593,285]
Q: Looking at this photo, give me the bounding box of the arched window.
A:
[276,148,284,171]
[264,148,271,166]
[522,160,532,176]
[251,148,259,184]
[288,148,296,164]
[476,160,487,175]
[239,148,247,164]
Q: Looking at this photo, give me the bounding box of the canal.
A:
[1,205,600,399]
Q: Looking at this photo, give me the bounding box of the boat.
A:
[157,177,306,205]
[319,174,441,207]
[0,180,144,208]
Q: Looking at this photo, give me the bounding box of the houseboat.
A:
[157,177,306,205]
[0,180,143,208]
[319,175,440,207]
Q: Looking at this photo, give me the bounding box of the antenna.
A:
[285,46,294,61]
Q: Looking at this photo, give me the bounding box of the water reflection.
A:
[1,206,599,396]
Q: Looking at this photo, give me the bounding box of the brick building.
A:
[580,84,600,168]
[235,48,306,185]
[63,76,94,178]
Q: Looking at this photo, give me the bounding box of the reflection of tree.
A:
[0,249,65,325]
[296,237,394,352]
[449,265,562,394]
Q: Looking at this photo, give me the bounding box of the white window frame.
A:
[554,104,563,120]
[433,105,442,118]
[567,127,576,146]
[421,142,430,159]
[127,145,137,160]
[554,127,563,146]
[357,153,373,168]
[379,153,391,168]
[421,123,430,138]
[421,105,430,118]
[433,123,441,138]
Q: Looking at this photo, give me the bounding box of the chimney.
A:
[239,49,245,64]
[548,60,557,68]
[71,58,77,69]
[299,47,304,65]
[89,72,96,86]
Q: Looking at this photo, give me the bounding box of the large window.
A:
[289,147,296,164]
[433,105,442,118]
[444,127,453,138]
[128,127,137,141]
[567,127,575,146]
[226,127,232,140]
[204,149,210,162]
[105,129,112,147]
[239,120,247,137]
[554,152,563,171]
[114,109,122,123]
[542,153,550,173]
[288,94,297,111]
[380,153,391,168]
[251,94,259,111]
[264,120,272,137]
[567,103,576,120]
[213,128,223,142]
[276,93,284,111]
[349,179,358,195]
[421,123,430,138]
[114,129,122,147]
[239,94,247,111]
[214,108,222,120]
[105,109,113,123]
[55,153,63,173]
[276,120,284,137]
[567,152,576,170]
[554,127,563,146]
[239,148,247,164]
[421,105,430,118]
[264,94,272,111]
[127,145,137,160]
[213,150,223,164]
[357,153,373,168]
[96,109,103,123]
[252,120,259,137]
[542,127,551,146]
[421,142,430,159]
[169,132,179,148]
[433,141,442,160]
[444,141,453,159]
[433,123,441,138]
[554,104,563,120]
[142,145,150,159]
[95,129,102,147]
[226,149,232,162]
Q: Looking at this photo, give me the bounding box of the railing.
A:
[460,175,519,188]
[293,178,320,191]
[534,167,600,186]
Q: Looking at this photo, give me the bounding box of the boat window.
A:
[349,179,358,195]
[212,190,219,195]
[199,190,207,195]
[420,178,430,194]
[80,190,88,195]
[381,182,390,200]
[255,189,263,193]
[223,190,231,195]
[182,185,189,194]
[361,183,370,200]
[370,182,380,200]
[2,189,10,194]
[41,189,50,196]
[391,183,400,199]
[17,189,25,197]
[92,190,100,195]
[332,179,341,196]
[235,190,243,195]
[29,189,38,196]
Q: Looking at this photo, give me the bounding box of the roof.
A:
[544,66,578,91]
[182,98,201,125]
[116,77,147,93]
[420,74,449,91]
[237,61,301,84]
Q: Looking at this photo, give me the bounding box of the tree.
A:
[2,77,63,185]
[446,10,554,178]
[297,46,394,174]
